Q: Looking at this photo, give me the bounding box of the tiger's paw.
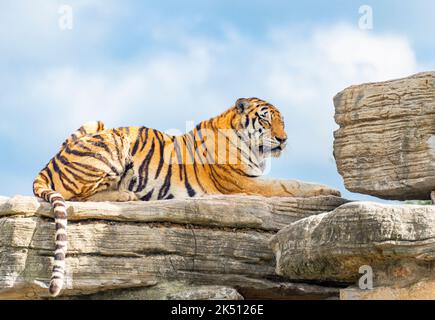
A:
[115,191,139,202]
[86,190,139,202]
[279,180,341,198]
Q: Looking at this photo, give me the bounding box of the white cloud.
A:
[30,45,218,131]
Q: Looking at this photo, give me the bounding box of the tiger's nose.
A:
[276,136,287,144]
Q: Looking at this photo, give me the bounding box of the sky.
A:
[0,0,434,201]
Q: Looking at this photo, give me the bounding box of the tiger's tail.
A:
[33,171,68,297]
[32,121,106,297]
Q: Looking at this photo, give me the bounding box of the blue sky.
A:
[0,0,434,201]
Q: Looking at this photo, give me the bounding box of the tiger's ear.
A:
[235,98,249,114]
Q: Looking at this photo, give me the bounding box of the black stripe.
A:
[137,138,155,192]
[140,189,154,201]
[189,131,204,167]
[52,157,79,193]
[128,176,137,191]
[55,223,65,230]
[74,140,92,151]
[181,138,196,197]
[97,121,104,131]
[195,123,204,141]
[154,131,165,179]
[118,127,130,136]
[131,127,144,156]
[65,146,120,175]
[119,161,133,187]
[173,138,184,181]
[55,253,65,260]
[88,139,114,160]
[56,234,67,241]
[55,244,66,250]
[208,166,231,193]
[52,266,64,273]
[184,134,205,193]
[140,128,150,152]
[184,166,196,197]
[45,168,56,191]
[194,122,210,166]
[112,131,123,164]
[65,159,103,178]
[64,166,96,184]
[52,157,61,173]
[54,210,67,219]
[93,134,105,141]
[214,165,245,190]
[70,161,103,174]
[158,162,172,200]
[51,196,64,203]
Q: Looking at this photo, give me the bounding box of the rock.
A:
[0,194,346,300]
[270,202,435,299]
[0,195,347,231]
[333,72,435,200]
[340,281,435,300]
[67,282,244,300]
[167,285,244,300]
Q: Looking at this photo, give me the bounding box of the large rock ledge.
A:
[333,71,435,200]
[0,195,347,300]
[270,202,435,299]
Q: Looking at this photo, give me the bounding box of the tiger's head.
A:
[232,97,287,158]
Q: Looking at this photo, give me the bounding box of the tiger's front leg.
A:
[86,190,139,202]
[241,179,341,198]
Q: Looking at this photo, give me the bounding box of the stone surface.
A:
[270,201,435,298]
[67,282,244,300]
[333,71,435,200]
[167,285,244,300]
[0,195,346,300]
[340,281,435,300]
[0,195,347,231]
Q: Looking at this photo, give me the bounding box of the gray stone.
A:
[270,201,435,298]
[333,72,435,200]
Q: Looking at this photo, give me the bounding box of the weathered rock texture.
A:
[270,201,435,300]
[0,195,347,300]
[333,72,435,200]
[340,280,435,300]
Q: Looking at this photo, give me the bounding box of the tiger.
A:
[33,97,340,297]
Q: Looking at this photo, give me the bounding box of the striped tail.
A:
[33,175,68,297]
